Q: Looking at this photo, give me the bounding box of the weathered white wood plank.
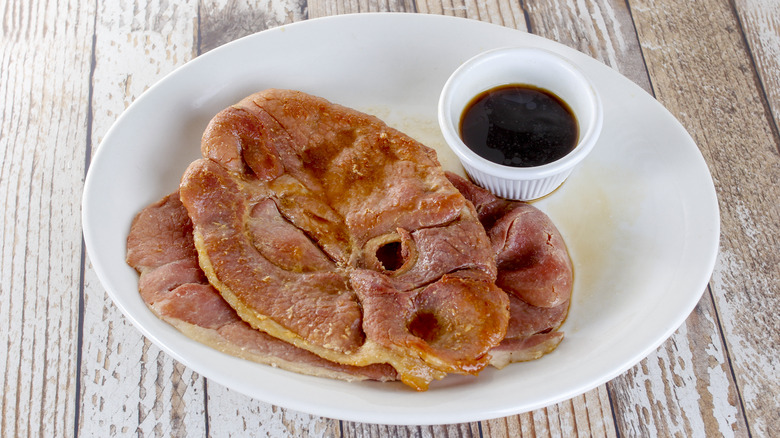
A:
[524,1,753,436]
[81,265,207,437]
[734,0,780,131]
[522,0,650,90]
[341,422,481,438]
[414,0,526,29]
[0,0,93,437]
[307,0,415,17]
[199,0,307,53]
[78,1,207,436]
[482,387,616,437]
[610,292,749,437]
[628,0,780,435]
[204,386,341,437]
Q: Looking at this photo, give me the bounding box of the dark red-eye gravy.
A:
[459,84,578,168]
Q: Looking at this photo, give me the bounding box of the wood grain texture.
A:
[199,0,307,53]
[340,422,480,437]
[481,387,617,438]
[78,1,206,436]
[205,386,341,437]
[524,1,752,436]
[610,294,749,437]
[414,0,526,28]
[629,0,780,436]
[308,0,416,17]
[522,0,650,91]
[0,0,93,436]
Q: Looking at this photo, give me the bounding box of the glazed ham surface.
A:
[126,191,399,382]
[125,183,570,386]
[126,89,573,391]
[179,89,510,390]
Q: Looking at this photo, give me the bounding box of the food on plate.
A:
[126,191,399,382]
[126,89,572,390]
[180,89,510,390]
[446,172,571,367]
[446,172,573,308]
[126,178,571,384]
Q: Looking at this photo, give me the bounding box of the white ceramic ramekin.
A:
[438,47,603,201]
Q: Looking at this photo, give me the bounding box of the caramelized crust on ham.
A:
[126,178,571,387]
[125,90,574,391]
[179,89,509,390]
[126,191,399,382]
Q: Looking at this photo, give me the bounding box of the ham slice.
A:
[179,89,509,390]
[446,172,572,366]
[125,90,573,390]
[126,179,572,386]
[126,191,399,382]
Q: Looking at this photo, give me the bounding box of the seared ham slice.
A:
[125,89,573,390]
[180,90,509,390]
[446,172,572,366]
[126,177,572,386]
[446,172,573,308]
[126,191,399,382]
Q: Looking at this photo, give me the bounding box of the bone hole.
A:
[376,241,404,271]
[408,312,440,343]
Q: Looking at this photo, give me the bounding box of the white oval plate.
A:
[82,13,719,425]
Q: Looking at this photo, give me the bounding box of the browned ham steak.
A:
[125,89,573,390]
[179,89,510,390]
[126,191,399,382]
[446,172,572,366]
[446,172,573,308]
[125,180,570,386]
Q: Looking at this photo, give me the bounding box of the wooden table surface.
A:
[2,0,778,436]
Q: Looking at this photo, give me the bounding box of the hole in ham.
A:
[376,241,404,271]
[408,312,441,342]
